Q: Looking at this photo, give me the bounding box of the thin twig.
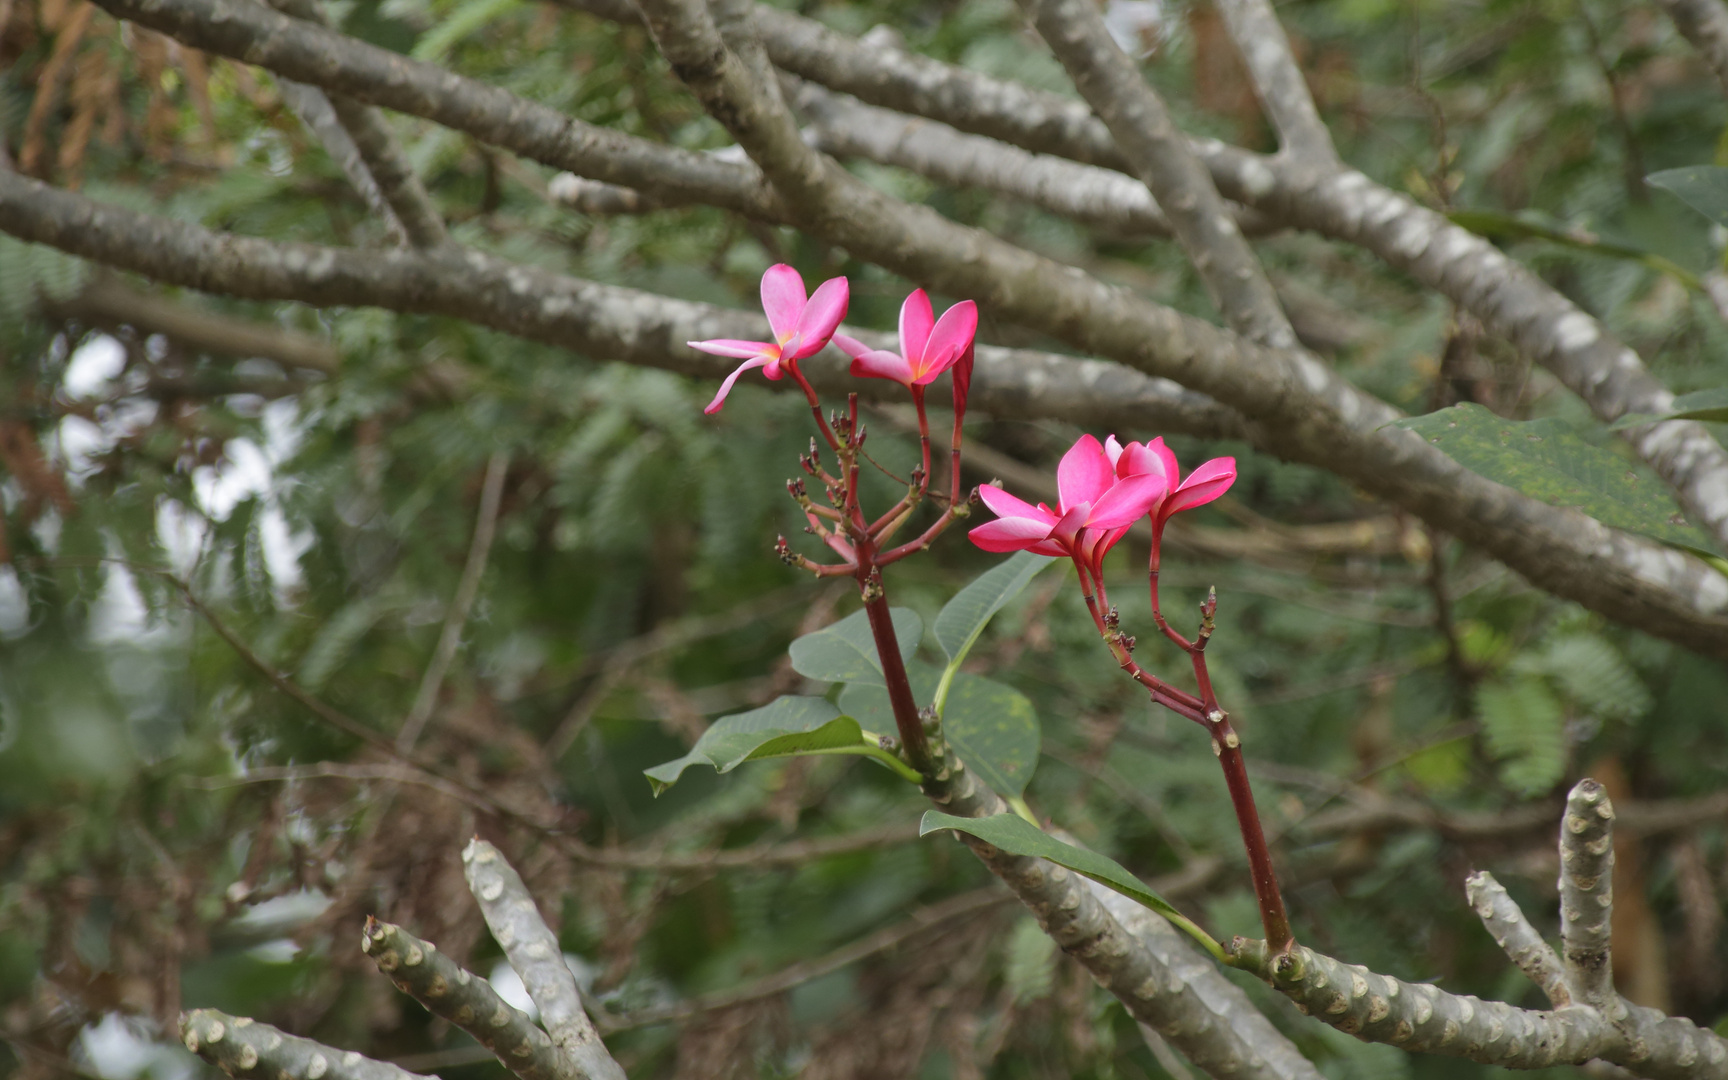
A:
[399,449,509,752]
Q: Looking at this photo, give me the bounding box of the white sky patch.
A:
[0,567,30,638]
[63,335,127,398]
[77,1012,199,1080]
[155,498,210,579]
[89,561,153,645]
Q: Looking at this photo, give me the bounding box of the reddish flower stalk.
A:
[698,271,986,779]
[970,434,1294,955]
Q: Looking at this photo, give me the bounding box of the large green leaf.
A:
[842,666,1039,797]
[919,812,1219,956]
[788,607,922,686]
[1609,388,1728,430]
[1391,404,1715,553]
[644,696,916,794]
[1647,166,1728,227]
[942,674,1040,798]
[933,552,1054,665]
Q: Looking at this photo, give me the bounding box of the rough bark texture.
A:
[1018,0,1296,349]
[462,840,625,1080]
[362,918,573,1080]
[179,1009,435,1080]
[922,760,1320,1080]
[1466,871,1571,1007]
[603,0,1728,555]
[1561,779,1619,1011]
[1210,0,1335,162]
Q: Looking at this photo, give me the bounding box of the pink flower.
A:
[968,434,1168,564]
[832,290,978,390]
[690,264,849,414]
[1143,441,1236,539]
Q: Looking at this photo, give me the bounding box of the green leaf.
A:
[1390,404,1716,554]
[1447,208,1700,290]
[1609,388,1728,430]
[918,812,1208,944]
[942,674,1040,797]
[841,666,1040,797]
[1647,166,1728,227]
[788,607,922,686]
[1478,678,1566,797]
[933,552,1054,666]
[1511,632,1651,721]
[644,696,912,795]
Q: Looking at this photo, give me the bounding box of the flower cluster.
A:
[690,265,975,418]
[968,433,1236,582]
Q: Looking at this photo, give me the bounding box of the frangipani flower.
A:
[969,434,1168,563]
[832,290,978,391]
[689,264,849,414]
[1144,441,1236,539]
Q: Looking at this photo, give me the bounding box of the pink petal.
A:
[1049,502,1090,546]
[970,517,1058,553]
[830,333,871,359]
[703,357,771,414]
[1088,473,1167,530]
[920,300,977,371]
[1104,435,1124,467]
[1115,440,1168,483]
[1027,538,1067,557]
[760,264,807,343]
[689,338,774,360]
[898,289,935,365]
[1164,456,1236,515]
[1056,435,1115,512]
[848,350,915,384]
[1147,437,1180,489]
[977,483,1059,525]
[788,276,849,360]
[951,341,974,419]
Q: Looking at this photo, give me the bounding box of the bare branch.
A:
[922,764,1324,1080]
[1211,0,1336,163]
[462,839,626,1080]
[398,449,509,752]
[1466,871,1571,1006]
[1657,0,1728,99]
[179,1009,434,1080]
[362,918,572,1080]
[275,78,410,242]
[791,80,1277,239]
[41,278,340,374]
[1016,0,1296,348]
[638,0,1728,553]
[8,166,1728,662]
[1560,778,1618,1011]
[265,0,449,246]
[90,0,782,218]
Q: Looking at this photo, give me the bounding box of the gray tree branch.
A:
[923,759,1323,1080]
[7,164,1728,663]
[179,1009,434,1080]
[462,839,626,1080]
[1229,778,1728,1078]
[275,77,410,242]
[619,0,1728,553]
[1560,779,1619,1010]
[264,0,449,247]
[1466,871,1571,1006]
[1017,0,1297,349]
[1211,0,1336,163]
[362,917,573,1080]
